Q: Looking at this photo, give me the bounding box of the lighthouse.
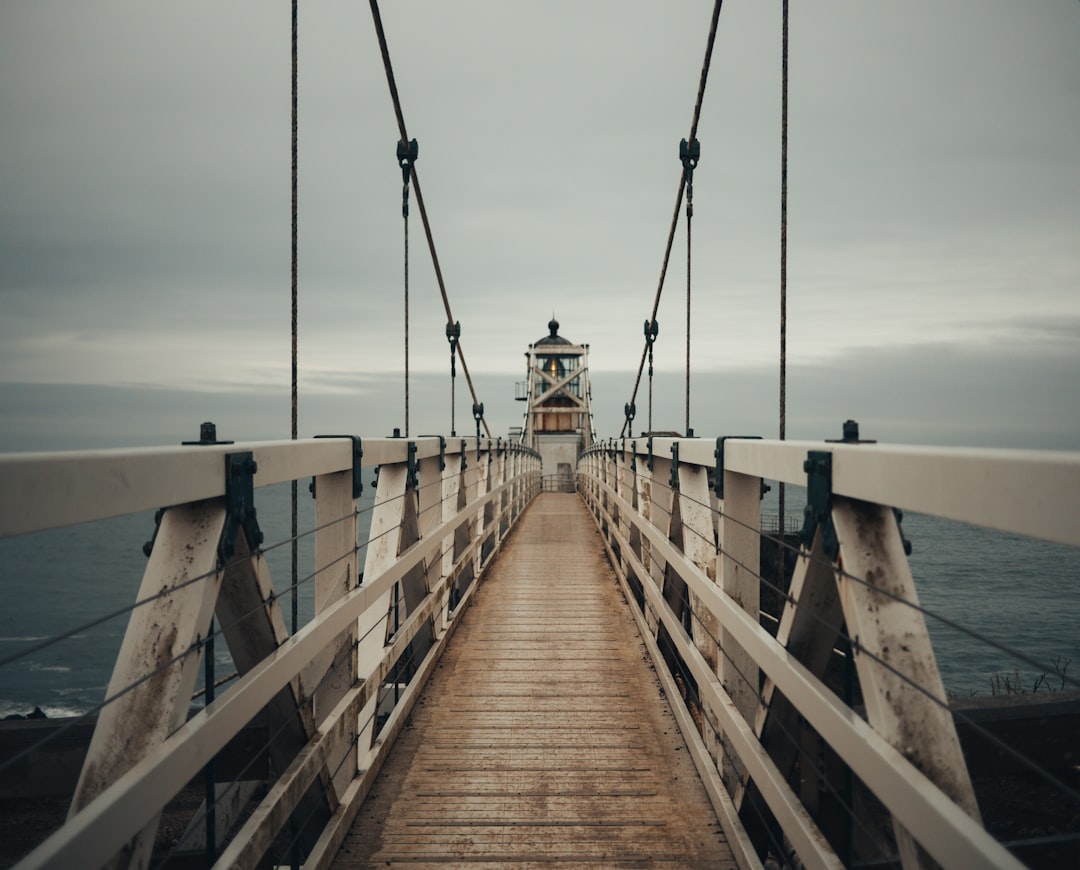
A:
[516,319,594,490]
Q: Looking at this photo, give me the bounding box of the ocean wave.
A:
[28,663,72,673]
[0,636,49,642]
[0,700,90,719]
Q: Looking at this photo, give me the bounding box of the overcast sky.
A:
[1,1,1078,451]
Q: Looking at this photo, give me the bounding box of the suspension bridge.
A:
[2,3,1079,869]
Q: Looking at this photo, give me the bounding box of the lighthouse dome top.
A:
[534,318,572,347]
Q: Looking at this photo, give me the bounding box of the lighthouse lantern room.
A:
[518,319,594,490]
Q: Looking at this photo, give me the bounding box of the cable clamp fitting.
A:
[397,138,418,217]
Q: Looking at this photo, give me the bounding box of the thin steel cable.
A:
[291,0,299,637]
[367,0,490,437]
[153,636,357,870]
[0,498,363,672]
[637,509,1080,842]
[622,0,724,436]
[685,183,692,436]
[404,195,410,436]
[686,605,896,865]
[589,477,1080,796]
[653,475,1080,691]
[2,533,362,774]
[778,0,790,606]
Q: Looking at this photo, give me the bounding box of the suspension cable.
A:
[621,0,724,436]
[290,0,299,635]
[446,321,461,436]
[778,0,790,584]
[680,137,700,436]
[368,0,491,437]
[398,138,418,437]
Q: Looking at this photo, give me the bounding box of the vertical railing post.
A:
[358,456,408,755]
[718,463,761,790]
[440,447,462,626]
[312,461,360,799]
[617,441,635,576]
[676,453,718,752]
[68,500,227,868]
[832,497,982,868]
[473,440,489,574]
[495,443,507,545]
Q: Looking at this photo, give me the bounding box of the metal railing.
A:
[0,435,540,868]
[577,437,1080,870]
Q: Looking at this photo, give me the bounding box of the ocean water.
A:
[0,479,1077,717]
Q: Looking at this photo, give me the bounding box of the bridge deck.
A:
[333,492,735,868]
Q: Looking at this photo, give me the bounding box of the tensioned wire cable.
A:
[660,598,894,866]
[368,0,491,438]
[638,468,1080,692]
[0,501,366,671]
[151,633,360,869]
[622,0,724,436]
[593,472,1080,804]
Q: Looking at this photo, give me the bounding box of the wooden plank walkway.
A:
[332,492,736,868]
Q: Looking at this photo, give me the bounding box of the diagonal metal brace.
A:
[801,450,838,559]
[221,452,263,562]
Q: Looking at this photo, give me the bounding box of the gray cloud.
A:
[1,2,1078,450]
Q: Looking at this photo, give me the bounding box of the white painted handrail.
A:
[3,435,540,869]
[576,437,1077,869]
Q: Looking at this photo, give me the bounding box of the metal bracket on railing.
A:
[630,440,637,473]
[825,418,876,445]
[406,441,419,490]
[142,507,166,558]
[418,435,447,472]
[315,435,363,498]
[182,421,233,446]
[894,508,914,555]
[669,442,681,491]
[460,439,467,472]
[496,437,503,458]
[647,435,654,471]
[714,436,761,499]
[801,450,837,559]
[221,452,264,562]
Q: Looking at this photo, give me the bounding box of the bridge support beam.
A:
[718,467,761,792]
[310,467,360,802]
[358,465,406,752]
[833,497,982,869]
[68,500,227,870]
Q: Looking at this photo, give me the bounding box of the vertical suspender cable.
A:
[290,0,299,637]
[620,0,722,437]
[289,8,301,861]
[369,0,492,437]
[778,0,789,548]
[680,137,699,437]
[404,194,410,437]
[397,138,418,438]
[686,193,692,436]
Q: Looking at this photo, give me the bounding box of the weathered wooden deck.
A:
[332,492,736,868]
